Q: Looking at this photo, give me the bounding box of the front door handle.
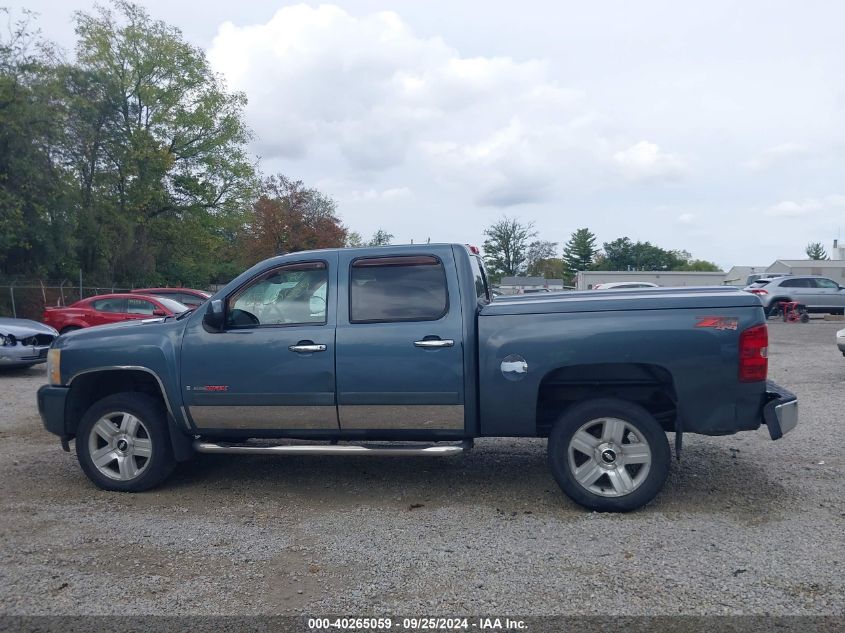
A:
[414,338,454,348]
[289,342,327,353]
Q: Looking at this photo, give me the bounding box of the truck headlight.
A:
[47,349,61,385]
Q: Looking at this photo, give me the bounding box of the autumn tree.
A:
[237,175,347,264]
[482,216,536,280]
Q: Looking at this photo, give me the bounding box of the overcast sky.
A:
[15,0,845,268]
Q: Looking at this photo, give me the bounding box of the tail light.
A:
[749,289,768,295]
[739,324,768,382]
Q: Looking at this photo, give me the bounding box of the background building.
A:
[575,270,726,290]
[766,259,845,282]
[498,277,565,294]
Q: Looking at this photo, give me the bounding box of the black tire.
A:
[76,392,176,492]
[766,301,786,318]
[800,313,810,323]
[60,326,81,334]
[548,398,670,512]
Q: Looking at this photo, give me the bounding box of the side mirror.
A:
[202,299,225,333]
[152,309,166,317]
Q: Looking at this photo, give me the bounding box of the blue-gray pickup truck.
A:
[37,244,798,511]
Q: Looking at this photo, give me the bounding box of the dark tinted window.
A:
[350,256,448,323]
[780,278,812,288]
[91,298,125,313]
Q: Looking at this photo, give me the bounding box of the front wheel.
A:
[76,392,176,492]
[548,398,670,512]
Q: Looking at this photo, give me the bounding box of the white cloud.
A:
[350,187,413,202]
[208,4,627,207]
[676,213,696,224]
[763,195,845,217]
[612,141,686,182]
[743,142,807,171]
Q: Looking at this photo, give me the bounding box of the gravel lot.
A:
[0,320,843,616]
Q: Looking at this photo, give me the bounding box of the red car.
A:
[131,287,210,308]
[42,294,189,334]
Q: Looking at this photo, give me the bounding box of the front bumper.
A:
[0,345,50,366]
[763,380,798,440]
[37,384,69,438]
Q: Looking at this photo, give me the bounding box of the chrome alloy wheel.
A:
[87,412,153,481]
[567,417,652,497]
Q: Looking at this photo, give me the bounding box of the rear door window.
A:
[780,278,812,288]
[813,278,840,289]
[350,256,448,323]
[92,298,126,313]
[126,298,156,314]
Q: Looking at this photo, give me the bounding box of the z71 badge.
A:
[695,316,739,330]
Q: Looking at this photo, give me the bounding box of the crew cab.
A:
[37,244,799,511]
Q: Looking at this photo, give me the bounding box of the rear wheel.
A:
[548,398,670,512]
[76,392,175,492]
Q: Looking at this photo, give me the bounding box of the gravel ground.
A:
[0,319,843,616]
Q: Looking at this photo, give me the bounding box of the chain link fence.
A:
[0,281,133,321]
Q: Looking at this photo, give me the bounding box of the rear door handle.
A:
[289,342,327,353]
[414,338,454,348]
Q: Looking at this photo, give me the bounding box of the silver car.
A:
[744,275,845,316]
[837,328,845,357]
[0,318,58,370]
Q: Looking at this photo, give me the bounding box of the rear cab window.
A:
[350,255,448,323]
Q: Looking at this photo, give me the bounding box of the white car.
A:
[593,282,659,290]
[837,328,845,356]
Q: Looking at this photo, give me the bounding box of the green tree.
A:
[561,228,597,280]
[63,0,257,283]
[368,229,393,246]
[482,216,536,280]
[0,9,72,277]
[805,242,829,260]
[526,240,558,276]
[345,231,365,247]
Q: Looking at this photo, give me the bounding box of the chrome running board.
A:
[193,440,473,457]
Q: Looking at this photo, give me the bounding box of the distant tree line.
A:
[0,3,397,288]
[482,216,721,283]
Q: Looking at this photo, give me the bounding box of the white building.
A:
[723,265,768,287]
[575,270,726,290]
[766,259,845,283]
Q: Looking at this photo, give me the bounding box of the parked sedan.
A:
[744,275,845,316]
[131,287,210,308]
[0,318,58,369]
[42,294,189,334]
[837,328,845,357]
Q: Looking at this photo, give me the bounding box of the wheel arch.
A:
[65,368,193,460]
[536,362,678,436]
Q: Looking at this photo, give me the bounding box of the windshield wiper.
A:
[176,308,196,320]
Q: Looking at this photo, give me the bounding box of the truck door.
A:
[335,250,466,433]
[180,256,338,432]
